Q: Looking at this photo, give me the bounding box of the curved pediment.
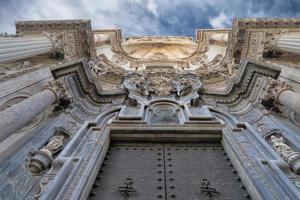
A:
[121,36,198,60]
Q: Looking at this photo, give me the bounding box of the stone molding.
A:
[15,20,96,59]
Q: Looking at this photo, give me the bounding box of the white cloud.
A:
[146,0,159,18]
[208,11,231,29]
[1,0,299,36]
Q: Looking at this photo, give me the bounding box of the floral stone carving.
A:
[124,71,203,97]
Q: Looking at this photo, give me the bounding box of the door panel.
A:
[88,144,166,200]
[164,144,249,200]
[88,143,250,200]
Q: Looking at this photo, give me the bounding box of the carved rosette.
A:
[263,79,292,104]
[270,135,300,174]
[43,79,70,103]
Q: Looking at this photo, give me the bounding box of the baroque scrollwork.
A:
[43,31,79,60]
[87,56,125,77]
[124,71,202,97]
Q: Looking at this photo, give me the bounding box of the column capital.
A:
[263,79,292,103]
[263,30,288,54]
[43,31,65,54]
[43,79,69,102]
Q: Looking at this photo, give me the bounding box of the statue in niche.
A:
[41,135,64,156]
[271,135,294,159]
[270,135,300,174]
[26,134,66,176]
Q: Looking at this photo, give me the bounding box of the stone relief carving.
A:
[44,79,71,104]
[124,71,202,97]
[87,56,125,77]
[263,30,284,52]
[87,56,125,90]
[270,135,300,174]
[44,31,79,60]
[44,32,65,53]
[262,79,292,107]
[149,52,168,60]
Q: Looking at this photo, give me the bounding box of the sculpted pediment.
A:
[123,69,203,97]
[121,36,198,60]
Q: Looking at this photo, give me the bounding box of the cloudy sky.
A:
[1,0,300,37]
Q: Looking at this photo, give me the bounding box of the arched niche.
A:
[147,101,183,124]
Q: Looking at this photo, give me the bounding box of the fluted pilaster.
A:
[0,36,53,63]
[275,33,300,55]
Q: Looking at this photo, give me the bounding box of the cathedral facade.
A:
[0,18,300,200]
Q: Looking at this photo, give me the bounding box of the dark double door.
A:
[88,143,250,200]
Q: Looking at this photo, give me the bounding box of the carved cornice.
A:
[15,20,96,59]
[202,59,281,104]
[228,18,300,62]
[50,59,126,104]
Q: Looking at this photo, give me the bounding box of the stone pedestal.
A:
[0,36,53,63]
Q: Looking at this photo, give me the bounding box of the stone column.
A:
[278,90,300,115]
[0,80,67,142]
[275,33,300,55]
[263,79,300,115]
[0,32,64,63]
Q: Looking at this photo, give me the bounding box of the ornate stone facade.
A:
[1,18,300,200]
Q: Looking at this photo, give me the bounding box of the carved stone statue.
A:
[42,135,64,156]
[26,134,65,176]
[270,135,300,174]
